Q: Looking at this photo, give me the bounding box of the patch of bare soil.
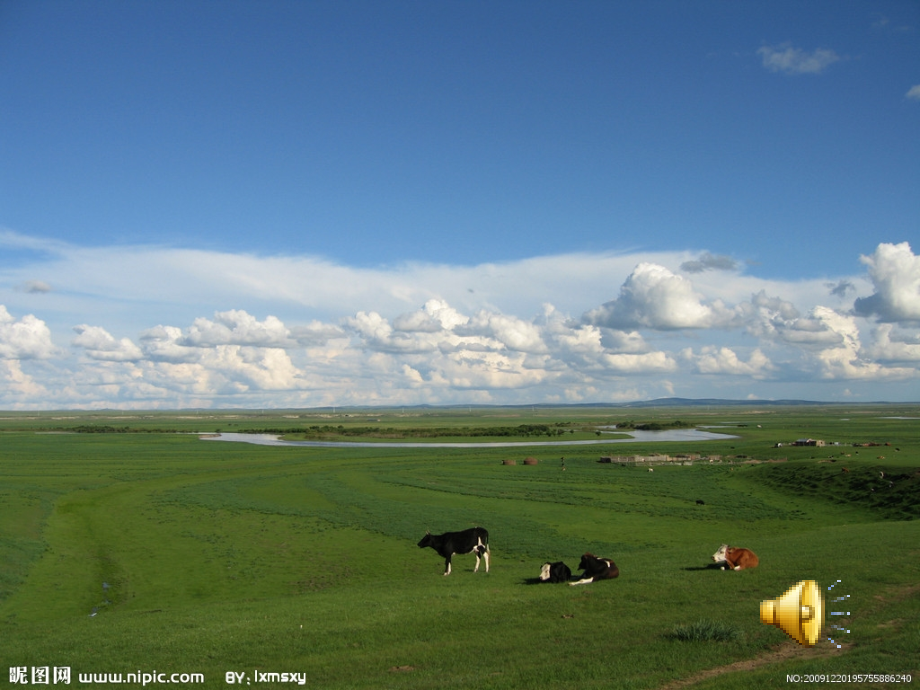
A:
[656,642,850,690]
[871,582,920,609]
[388,666,415,673]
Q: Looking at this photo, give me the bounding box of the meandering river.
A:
[203,427,738,449]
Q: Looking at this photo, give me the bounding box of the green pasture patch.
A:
[0,487,56,602]
[1,404,918,688]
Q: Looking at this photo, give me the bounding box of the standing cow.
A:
[569,553,619,586]
[418,527,490,575]
[711,544,758,570]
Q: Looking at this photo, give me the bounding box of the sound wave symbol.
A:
[826,580,851,648]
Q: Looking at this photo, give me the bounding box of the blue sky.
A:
[1,1,919,409]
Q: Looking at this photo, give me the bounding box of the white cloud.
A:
[808,309,866,377]
[393,299,469,333]
[180,310,293,348]
[1,359,48,397]
[682,346,773,377]
[72,325,144,362]
[864,324,920,363]
[757,43,841,75]
[410,348,552,391]
[346,311,440,354]
[0,306,56,359]
[906,85,920,101]
[600,351,677,374]
[803,307,916,381]
[139,325,202,363]
[584,263,728,330]
[2,232,919,407]
[137,346,307,397]
[740,292,854,347]
[853,242,920,322]
[460,311,547,354]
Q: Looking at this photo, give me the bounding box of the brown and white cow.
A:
[569,553,619,586]
[711,544,758,570]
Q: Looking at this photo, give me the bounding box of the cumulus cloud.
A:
[741,290,802,339]
[864,324,920,363]
[679,253,738,274]
[142,346,307,395]
[460,311,547,354]
[853,242,920,322]
[809,308,904,380]
[0,306,56,359]
[393,299,469,333]
[180,310,293,348]
[138,325,204,363]
[1,360,48,397]
[600,351,677,374]
[584,263,727,330]
[906,85,920,101]
[346,311,440,354]
[745,297,862,349]
[682,346,773,377]
[72,325,143,362]
[778,310,848,347]
[757,43,841,75]
[3,231,919,407]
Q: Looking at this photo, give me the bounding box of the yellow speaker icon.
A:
[760,580,824,647]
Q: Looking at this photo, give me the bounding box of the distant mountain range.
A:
[365,398,903,410]
[550,398,838,408]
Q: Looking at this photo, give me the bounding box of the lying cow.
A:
[418,527,490,575]
[711,544,758,570]
[569,553,619,586]
[539,561,572,583]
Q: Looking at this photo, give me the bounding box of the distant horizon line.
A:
[3,397,918,414]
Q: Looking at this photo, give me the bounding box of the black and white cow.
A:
[539,561,572,583]
[569,553,619,586]
[418,527,490,575]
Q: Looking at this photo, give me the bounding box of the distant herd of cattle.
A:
[417,526,758,582]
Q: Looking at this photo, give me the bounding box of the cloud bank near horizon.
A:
[1,234,918,409]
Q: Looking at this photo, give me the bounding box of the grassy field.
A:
[1,405,918,689]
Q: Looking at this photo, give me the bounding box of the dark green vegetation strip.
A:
[750,461,920,520]
[1,405,918,689]
[668,619,744,642]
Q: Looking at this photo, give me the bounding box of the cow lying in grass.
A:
[711,544,758,570]
[569,553,619,586]
[539,561,572,583]
[418,527,490,575]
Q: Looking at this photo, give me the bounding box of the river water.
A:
[203,427,738,449]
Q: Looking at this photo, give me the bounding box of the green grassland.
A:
[1,405,918,689]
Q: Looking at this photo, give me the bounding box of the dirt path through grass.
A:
[656,642,849,689]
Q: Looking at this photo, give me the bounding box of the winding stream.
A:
[203,427,739,449]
